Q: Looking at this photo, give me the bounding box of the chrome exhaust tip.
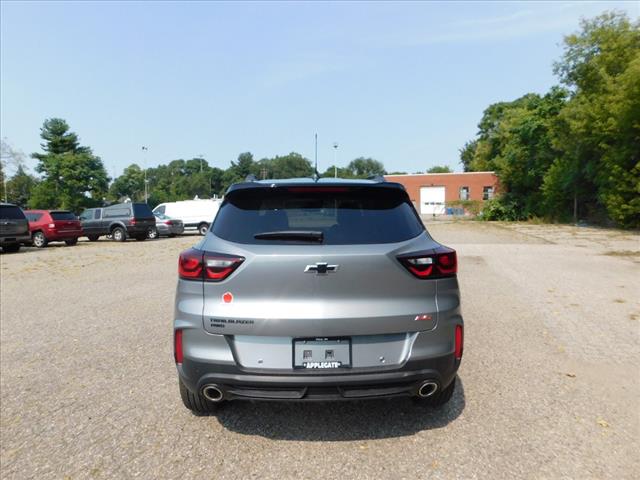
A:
[417,381,438,398]
[202,384,224,402]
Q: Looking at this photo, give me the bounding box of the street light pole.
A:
[332,142,339,178]
[199,153,204,174]
[142,146,148,203]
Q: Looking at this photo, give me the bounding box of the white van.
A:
[153,198,222,235]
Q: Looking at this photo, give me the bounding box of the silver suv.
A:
[174,178,463,413]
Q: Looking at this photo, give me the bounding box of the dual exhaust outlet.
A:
[202,381,438,401]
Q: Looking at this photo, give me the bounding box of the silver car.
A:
[149,212,184,238]
[174,178,463,413]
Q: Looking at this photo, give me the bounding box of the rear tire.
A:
[32,231,48,248]
[147,227,159,239]
[413,377,456,408]
[179,378,220,415]
[2,243,20,253]
[198,222,209,236]
[111,227,126,242]
[87,235,99,242]
[65,238,78,246]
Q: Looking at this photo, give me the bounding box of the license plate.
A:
[293,337,351,369]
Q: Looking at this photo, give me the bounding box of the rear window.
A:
[212,186,424,245]
[0,205,26,220]
[133,203,154,218]
[26,212,43,222]
[103,207,131,218]
[50,211,76,220]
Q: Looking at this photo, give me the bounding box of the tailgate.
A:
[202,241,438,337]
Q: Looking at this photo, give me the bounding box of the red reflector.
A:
[454,325,463,360]
[174,329,183,364]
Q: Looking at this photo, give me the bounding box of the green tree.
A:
[30,118,109,211]
[109,164,145,202]
[427,165,453,173]
[221,152,257,191]
[459,140,477,172]
[1,139,27,202]
[321,165,354,178]
[550,12,640,226]
[257,152,313,179]
[6,165,38,207]
[346,157,386,177]
[466,89,568,218]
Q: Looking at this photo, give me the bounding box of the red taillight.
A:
[174,329,183,363]
[178,248,244,282]
[398,246,457,279]
[203,255,244,280]
[178,248,203,279]
[454,325,463,360]
[130,218,137,226]
[164,220,172,225]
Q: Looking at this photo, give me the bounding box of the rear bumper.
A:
[177,350,459,401]
[2,234,31,245]
[157,224,184,235]
[46,230,83,240]
[126,225,152,236]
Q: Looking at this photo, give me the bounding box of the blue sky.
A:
[1,1,638,177]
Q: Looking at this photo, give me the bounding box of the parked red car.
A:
[24,210,83,248]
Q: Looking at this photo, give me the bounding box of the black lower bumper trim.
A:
[180,354,459,401]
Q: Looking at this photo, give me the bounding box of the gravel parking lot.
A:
[1,221,638,479]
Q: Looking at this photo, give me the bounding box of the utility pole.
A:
[332,142,339,178]
[199,154,204,173]
[142,146,149,203]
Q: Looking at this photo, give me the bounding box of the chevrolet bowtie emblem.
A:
[304,262,339,274]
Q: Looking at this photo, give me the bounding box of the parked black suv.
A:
[79,202,155,242]
[0,203,31,253]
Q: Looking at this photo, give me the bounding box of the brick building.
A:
[384,172,499,215]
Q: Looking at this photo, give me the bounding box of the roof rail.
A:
[367,174,386,182]
[245,174,257,182]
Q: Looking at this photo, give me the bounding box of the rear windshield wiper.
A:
[253,230,324,243]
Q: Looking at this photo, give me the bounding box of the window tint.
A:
[103,207,130,218]
[26,212,44,222]
[213,186,424,245]
[0,205,26,220]
[133,203,154,218]
[154,212,169,220]
[79,210,93,221]
[94,209,102,219]
[154,205,166,215]
[50,211,76,220]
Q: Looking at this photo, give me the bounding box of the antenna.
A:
[314,133,318,181]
